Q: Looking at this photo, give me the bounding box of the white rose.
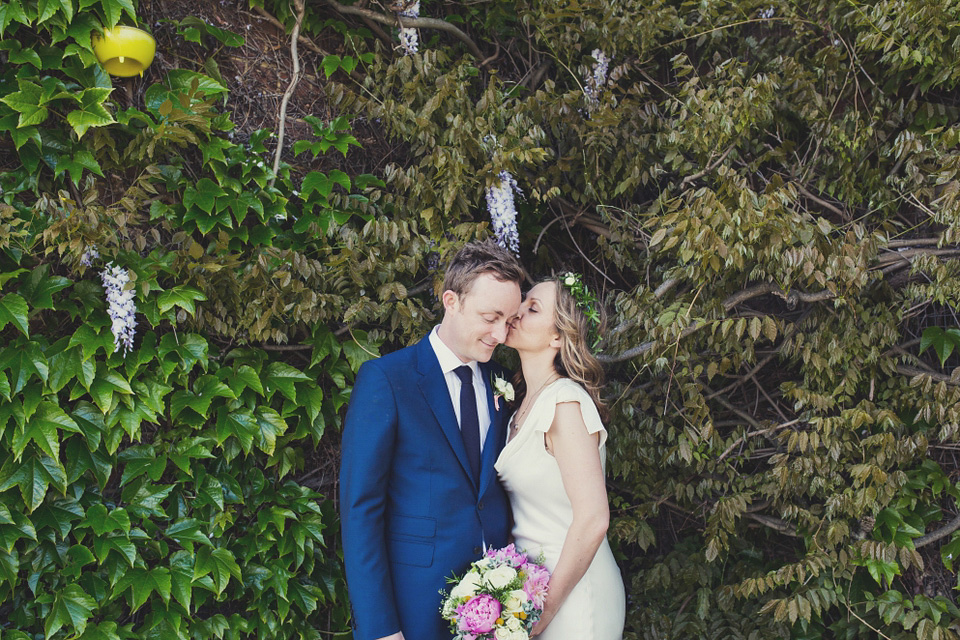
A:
[495,628,512,640]
[485,565,518,589]
[502,589,528,614]
[451,571,483,599]
[564,273,577,286]
[505,615,523,632]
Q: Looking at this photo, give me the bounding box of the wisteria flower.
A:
[485,170,521,255]
[101,264,137,355]
[584,49,610,110]
[80,245,99,267]
[398,0,419,54]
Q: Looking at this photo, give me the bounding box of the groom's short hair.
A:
[443,239,525,298]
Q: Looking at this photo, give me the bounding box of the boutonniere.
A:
[492,375,515,411]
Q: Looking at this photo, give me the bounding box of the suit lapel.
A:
[415,337,477,491]
[478,362,505,496]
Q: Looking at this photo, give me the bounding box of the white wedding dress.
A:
[495,378,626,639]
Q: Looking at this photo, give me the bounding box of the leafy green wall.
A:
[4,0,960,639]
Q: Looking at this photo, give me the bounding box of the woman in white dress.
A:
[495,274,626,639]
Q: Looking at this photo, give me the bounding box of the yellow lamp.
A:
[92,26,156,77]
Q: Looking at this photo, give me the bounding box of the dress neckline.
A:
[505,378,565,446]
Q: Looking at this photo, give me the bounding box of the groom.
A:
[339,240,525,640]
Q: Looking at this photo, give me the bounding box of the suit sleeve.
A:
[339,360,400,639]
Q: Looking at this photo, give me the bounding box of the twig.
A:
[797,183,849,221]
[268,0,306,188]
[322,0,486,62]
[745,512,799,537]
[680,143,736,186]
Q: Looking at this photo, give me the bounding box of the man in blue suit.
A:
[340,240,525,640]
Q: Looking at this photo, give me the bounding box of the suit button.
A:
[477,501,485,510]
[473,546,482,555]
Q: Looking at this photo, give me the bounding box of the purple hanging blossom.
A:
[584,49,610,109]
[398,0,420,55]
[80,246,99,267]
[485,170,521,255]
[101,264,137,355]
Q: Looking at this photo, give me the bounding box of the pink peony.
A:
[456,594,502,634]
[522,564,550,609]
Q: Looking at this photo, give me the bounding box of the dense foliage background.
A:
[2,0,960,638]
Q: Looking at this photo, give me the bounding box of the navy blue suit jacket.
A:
[339,336,512,640]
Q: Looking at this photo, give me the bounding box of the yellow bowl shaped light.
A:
[92,26,156,77]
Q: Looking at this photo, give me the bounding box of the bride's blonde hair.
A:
[551,278,608,421]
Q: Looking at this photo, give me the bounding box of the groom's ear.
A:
[441,289,460,312]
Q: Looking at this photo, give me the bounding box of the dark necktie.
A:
[454,365,481,483]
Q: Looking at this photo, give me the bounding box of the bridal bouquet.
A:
[441,544,549,640]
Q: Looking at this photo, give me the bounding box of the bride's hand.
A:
[530,603,558,636]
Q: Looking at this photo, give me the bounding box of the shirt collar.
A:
[429,325,478,377]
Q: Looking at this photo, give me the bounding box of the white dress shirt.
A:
[428,326,491,451]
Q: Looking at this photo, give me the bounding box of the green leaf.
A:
[264,362,311,402]
[82,504,130,535]
[321,54,341,78]
[33,497,84,539]
[169,550,194,611]
[0,80,49,128]
[12,401,81,460]
[183,178,226,214]
[90,369,133,413]
[54,148,105,185]
[255,407,287,456]
[123,480,173,518]
[157,285,206,316]
[301,171,333,200]
[0,453,66,512]
[0,294,29,336]
[45,584,96,637]
[165,70,228,97]
[216,408,258,454]
[113,566,171,611]
[165,518,212,550]
[194,547,241,595]
[66,87,115,138]
[19,267,71,310]
[99,0,136,27]
[78,621,122,640]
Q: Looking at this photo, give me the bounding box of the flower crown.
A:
[559,272,602,350]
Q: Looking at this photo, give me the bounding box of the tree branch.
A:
[915,513,960,548]
[320,0,485,61]
[268,0,306,188]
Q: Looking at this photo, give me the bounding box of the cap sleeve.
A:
[535,379,607,449]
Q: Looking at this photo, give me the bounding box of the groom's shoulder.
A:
[364,338,422,372]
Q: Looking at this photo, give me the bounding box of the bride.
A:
[495,274,626,638]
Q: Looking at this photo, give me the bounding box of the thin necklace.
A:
[511,375,559,431]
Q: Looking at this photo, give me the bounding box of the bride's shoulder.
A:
[549,377,592,403]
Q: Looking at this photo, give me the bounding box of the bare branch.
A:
[897,365,960,387]
[915,513,960,548]
[746,512,799,537]
[321,0,485,62]
[268,0,306,188]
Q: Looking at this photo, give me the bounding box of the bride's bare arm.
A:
[531,401,609,636]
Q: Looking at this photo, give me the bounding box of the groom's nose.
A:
[491,320,509,344]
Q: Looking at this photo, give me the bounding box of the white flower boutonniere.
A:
[492,375,515,411]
